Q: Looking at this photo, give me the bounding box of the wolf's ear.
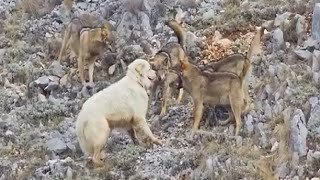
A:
[135,63,145,76]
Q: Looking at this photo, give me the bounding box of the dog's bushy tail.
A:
[167,20,187,51]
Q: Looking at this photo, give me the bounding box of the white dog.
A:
[75,59,162,167]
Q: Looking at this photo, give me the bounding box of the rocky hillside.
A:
[1,0,320,179]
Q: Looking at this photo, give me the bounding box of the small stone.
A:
[46,138,67,154]
[274,12,292,27]
[59,74,68,86]
[66,166,73,180]
[272,28,285,51]
[5,130,14,136]
[294,49,313,61]
[235,136,242,146]
[45,32,53,38]
[291,109,308,156]
[202,9,215,22]
[312,151,320,159]
[34,76,50,89]
[50,61,65,78]
[38,93,47,102]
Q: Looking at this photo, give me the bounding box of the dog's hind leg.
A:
[83,117,110,167]
[134,118,162,145]
[128,127,139,145]
[191,100,204,135]
[176,88,184,104]
[57,27,71,62]
[229,93,243,136]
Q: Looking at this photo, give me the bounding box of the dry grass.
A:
[21,0,63,19]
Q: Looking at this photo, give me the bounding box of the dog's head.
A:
[127,59,157,91]
[149,52,170,81]
[100,21,114,51]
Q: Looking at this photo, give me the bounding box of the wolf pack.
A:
[57,7,264,168]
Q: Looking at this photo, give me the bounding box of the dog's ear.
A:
[135,63,145,76]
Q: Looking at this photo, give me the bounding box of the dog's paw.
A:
[152,138,163,146]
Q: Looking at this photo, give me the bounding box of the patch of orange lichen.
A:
[199,29,256,64]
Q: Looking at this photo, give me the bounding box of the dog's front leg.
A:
[88,61,95,84]
[192,100,204,135]
[128,127,139,145]
[134,118,162,145]
[77,54,86,85]
[160,80,171,117]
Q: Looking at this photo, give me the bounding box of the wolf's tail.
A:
[167,20,187,51]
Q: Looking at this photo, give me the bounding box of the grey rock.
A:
[77,2,88,10]
[50,61,65,78]
[312,151,320,159]
[116,12,138,46]
[235,136,242,146]
[303,37,318,49]
[294,49,313,61]
[46,138,67,154]
[142,0,158,15]
[66,166,73,180]
[44,81,59,91]
[256,122,267,148]
[202,9,215,22]
[313,50,320,72]
[308,104,320,135]
[264,101,272,119]
[34,76,50,89]
[272,28,285,51]
[0,49,5,59]
[121,45,144,64]
[274,12,292,27]
[245,114,254,136]
[276,163,289,178]
[291,109,308,156]
[309,97,319,108]
[312,3,320,41]
[312,72,320,86]
[296,14,306,45]
[138,12,153,39]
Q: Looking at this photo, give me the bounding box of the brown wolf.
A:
[153,20,263,123]
[177,48,245,136]
[150,42,184,116]
[57,14,113,85]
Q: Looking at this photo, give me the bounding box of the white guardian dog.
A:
[75,59,162,167]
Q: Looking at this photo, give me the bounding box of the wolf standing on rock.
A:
[75,59,162,167]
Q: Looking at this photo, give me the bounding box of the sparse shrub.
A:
[21,0,63,19]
